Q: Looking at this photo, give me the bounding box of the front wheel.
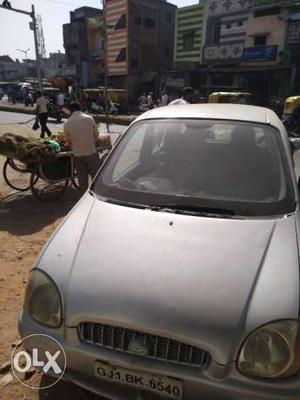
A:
[3,159,32,191]
[30,173,69,201]
[7,158,28,172]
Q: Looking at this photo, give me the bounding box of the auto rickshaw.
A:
[283,96,300,117]
[208,92,253,105]
[83,88,128,114]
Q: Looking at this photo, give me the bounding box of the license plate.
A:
[95,362,183,400]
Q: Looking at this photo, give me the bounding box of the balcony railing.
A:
[249,0,300,8]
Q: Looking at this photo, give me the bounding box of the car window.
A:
[93,119,295,217]
[112,124,147,181]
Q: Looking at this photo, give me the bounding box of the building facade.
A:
[174,2,207,70]
[63,7,104,87]
[204,0,249,65]
[286,1,300,93]
[106,0,176,100]
[42,52,66,79]
[241,0,298,100]
[244,0,289,65]
[0,56,26,81]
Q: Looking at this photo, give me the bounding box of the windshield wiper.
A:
[146,204,241,218]
[91,192,244,219]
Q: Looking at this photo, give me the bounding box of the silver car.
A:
[20,105,300,400]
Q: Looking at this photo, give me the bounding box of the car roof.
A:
[134,104,282,130]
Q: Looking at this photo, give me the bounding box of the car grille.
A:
[78,322,211,369]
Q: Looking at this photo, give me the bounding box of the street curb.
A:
[0,105,136,126]
[0,105,36,115]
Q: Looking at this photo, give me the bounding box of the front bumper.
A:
[19,312,300,400]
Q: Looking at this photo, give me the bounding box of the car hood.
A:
[40,195,300,364]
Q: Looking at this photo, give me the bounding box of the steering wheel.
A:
[117,176,137,189]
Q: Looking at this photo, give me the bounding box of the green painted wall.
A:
[174,3,207,66]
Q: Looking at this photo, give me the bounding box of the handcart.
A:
[1,134,112,201]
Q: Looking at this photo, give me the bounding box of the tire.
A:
[30,173,69,201]
[7,158,28,172]
[3,159,32,191]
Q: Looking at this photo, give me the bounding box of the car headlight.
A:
[238,320,300,379]
[24,269,62,328]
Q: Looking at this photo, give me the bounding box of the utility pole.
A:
[0,3,43,92]
[101,0,109,117]
[31,5,43,93]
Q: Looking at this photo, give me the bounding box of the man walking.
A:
[161,90,169,107]
[64,102,100,194]
[56,90,65,110]
[36,91,52,138]
[169,87,194,105]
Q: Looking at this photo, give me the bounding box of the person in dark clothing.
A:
[36,91,52,138]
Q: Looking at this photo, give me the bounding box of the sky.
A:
[0,0,197,61]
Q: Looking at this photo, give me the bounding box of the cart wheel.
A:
[30,174,69,201]
[3,159,33,191]
[7,158,28,172]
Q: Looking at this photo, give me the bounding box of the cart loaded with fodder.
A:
[0,133,112,201]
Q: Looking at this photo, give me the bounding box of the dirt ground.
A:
[0,120,108,399]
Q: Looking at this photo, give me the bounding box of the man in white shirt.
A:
[64,102,100,193]
[161,91,169,107]
[169,87,194,106]
[56,91,65,109]
[36,91,52,138]
[147,92,154,109]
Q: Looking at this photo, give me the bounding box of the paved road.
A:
[0,111,125,138]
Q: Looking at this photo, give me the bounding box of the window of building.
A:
[115,14,126,30]
[135,16,141,26]
[115,48,127,62]
[131,58,139,68]
[226,23,231,29]
[254,35,267,46]
[166,12,172,23]
[254,7,280,17]
[238,20,244,26]
[213,21,221,44]
[144,17,155,29]
[183,31,195,51]
[164,46,170,58]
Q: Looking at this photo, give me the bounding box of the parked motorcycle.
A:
[24,93,34,107]
[89,100,120,116]
[47,100,65,123]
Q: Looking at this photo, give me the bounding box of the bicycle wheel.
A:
[30,173,69,201]
[7,158,28,172]
[3,159,32,191]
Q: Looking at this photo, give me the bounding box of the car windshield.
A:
[93,119,295,217]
